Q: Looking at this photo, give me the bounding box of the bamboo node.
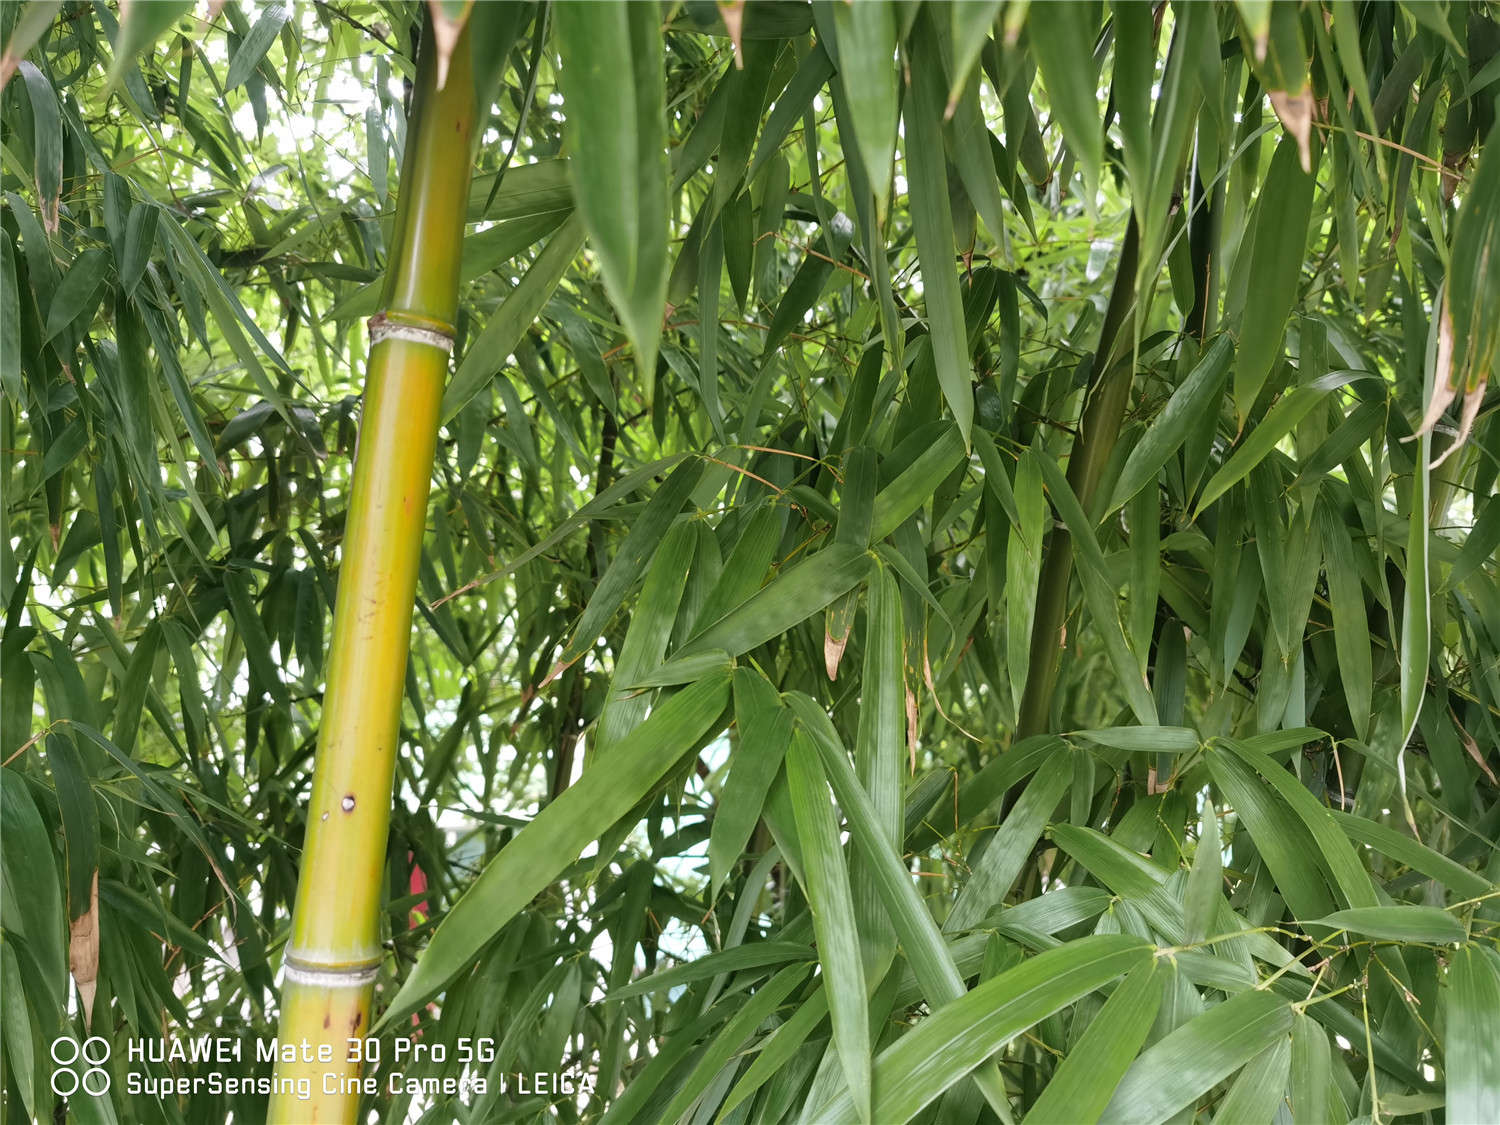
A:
[368,311,455,354]
[282,954,382,988]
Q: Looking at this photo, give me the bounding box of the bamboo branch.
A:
[1016,219,1142,739]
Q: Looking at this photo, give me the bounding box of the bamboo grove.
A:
[2,2,1499,1123]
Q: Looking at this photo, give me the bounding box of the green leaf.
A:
[871,424,967,539]
[1330,810,1491,899]
[1007,447,1045,711]
[761,210,854,355]
[548,456,704,679]
[947,751,1072,932]
[1193,370,1362,517]
[1218,738,1378,909]
[608,940,811,1002]
[0,766,67,999]
[1445,944,1500,1125]
[720,988,830,1118]
[851,565,902,978]
[1102,989,1294,1124]
[0,935,37,1119]
[654,962,812,1125]
[905,13,975,442]
[947,4,1003,107]
[1442,495,1500,593]
[673,542,871,665]
[788,693,1013,1119]
[225,3,289,91]
[593,521,696,757]
[814,935,1154,1124]
[1021,960,1165,1125]
[381,668,731,1022]
[1183,801,1222,946]
[829,0,899,219]
[1050,823,1168,900]
[43,249,110,342]
[1318,497,1373,739]
[555,2,669,378]
[1033,450,1158,725]
[1070,726,1199,752]
[1107,335,1233,515]
[442,213,586,421]
[45,733,97,922]
[16,61,60,230]
[709,668,793,897]
[1027,1,1103,196]
[1234,133,1317,418]
[1315,906,1465,944]
[785,728,870,1124]
[1204,746,1337,920]
[1289,1012,1332,1125]
[1212,1034,1292,1125]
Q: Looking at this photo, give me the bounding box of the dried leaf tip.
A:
[426,0,471,91]
[1414,299,1490,468]
[717,0,746,68]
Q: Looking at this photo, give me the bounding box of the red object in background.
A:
[408,852,430,1028]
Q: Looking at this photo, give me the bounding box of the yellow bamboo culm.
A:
[269,18,476,1123]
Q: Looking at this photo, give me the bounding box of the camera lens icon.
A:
[50,1036,112,1096]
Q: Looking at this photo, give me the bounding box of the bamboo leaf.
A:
[905,13,975,442]
[709,667,793,897]
[785,727,871,1124]
[1007,447,1045,711]
[548,457,704,680]
[814,935,1154,1124]
[593,521,696,757]
[789,693,1013,1118]
[1330,810,1491,899]
[1183,801,1222,946]
[1289,1013,1332,1125]
[1107,335,1233,515]
[851,564,902,978]
[1212,1035,1292,1125]
[16,61,60,230]
[829,0,898,220]
[1070,727,1199,753]
[1442,495,1500,593]
[554,2,668,378]
[1,761,69,998]
[674,542,871,666]
[608,940,812,1002]
[225,3,289,91]
[442,213,586,420]
[1318,497,1373,739]
[947,752,1072,932]
[1193,370,1362,517]
[1027,1,1103,196]
[871,424,966,539]
[1021,960,1165,1125]
[655,962,812,1125]
[1234,133,1317,418]
[1049,824,1168,900]
[382,669,731,1021]
[1033,450,1158,725]
[1445,944,1500,1125]
[1102,989,1294,1124]
[44,733,97,923]
[1315,906,1466,945]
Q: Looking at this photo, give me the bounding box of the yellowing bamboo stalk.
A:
[269,19,476,1123]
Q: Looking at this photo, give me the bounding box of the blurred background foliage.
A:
[1,0,1499,1122]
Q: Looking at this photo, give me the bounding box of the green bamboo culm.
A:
[268,17,477,1122]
